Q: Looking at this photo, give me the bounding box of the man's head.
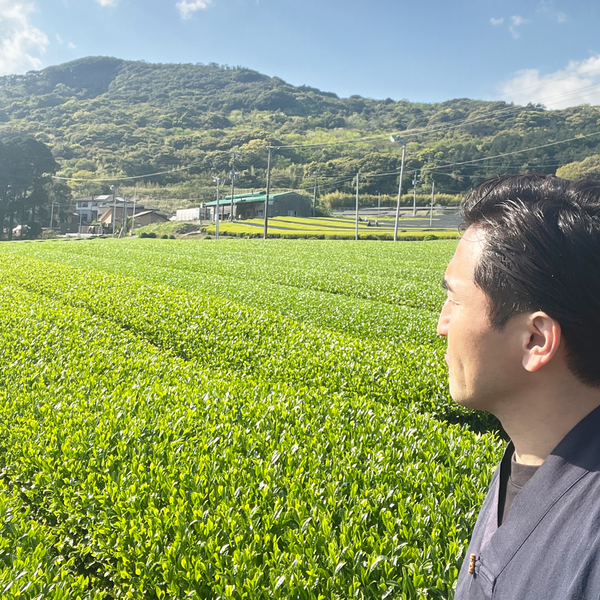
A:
[438,173,600,409]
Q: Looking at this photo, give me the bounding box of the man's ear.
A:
[523,312,562,373]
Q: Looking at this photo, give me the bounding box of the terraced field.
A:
[135,216,459,241]
[0,238,502,599]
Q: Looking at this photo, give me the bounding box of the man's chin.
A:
[449,384,483,410]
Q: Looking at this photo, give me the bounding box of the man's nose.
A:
[437,302,450,337]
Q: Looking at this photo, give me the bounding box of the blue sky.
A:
[2,0,599,108]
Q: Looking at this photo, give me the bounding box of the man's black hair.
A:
[462,173,600,387]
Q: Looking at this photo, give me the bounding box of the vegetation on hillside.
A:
[2,56,600,211]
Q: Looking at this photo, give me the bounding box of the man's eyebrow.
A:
[441,278,453,292]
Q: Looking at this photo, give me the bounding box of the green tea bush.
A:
[0,238,502,598]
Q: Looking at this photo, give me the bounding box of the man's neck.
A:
[496,380,600,466]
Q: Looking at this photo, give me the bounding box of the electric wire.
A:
[50,69,600,185]
[276,77,600,150]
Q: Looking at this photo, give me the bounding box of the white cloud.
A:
[95,0,119,6]
[537,1,567,23]
[176,0,212,20]
[0,1,49,75]
[490,17,504,26]
[509,15,528,38]
[500,55,600,109]
[57,32,76,49]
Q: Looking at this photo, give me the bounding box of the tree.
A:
[46,180,73,228]
[556,155,600,180]
[0,138,58,240]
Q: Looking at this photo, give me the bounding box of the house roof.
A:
[75,195,126,204]
[97,204,152,217]
[224,191,265,200]
[203,191,307,208]
[134,209,169,219]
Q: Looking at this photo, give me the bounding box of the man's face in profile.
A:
[437,227,526,413]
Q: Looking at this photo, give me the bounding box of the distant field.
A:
[136,216,459,240]
[0,238,500,599]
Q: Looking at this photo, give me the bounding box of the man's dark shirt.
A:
[498,452,539,525]
[454,404,600,600]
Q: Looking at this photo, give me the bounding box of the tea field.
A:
[0,239,503,599]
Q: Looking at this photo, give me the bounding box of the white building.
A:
[75,195,125,223]
[175,207,202,221]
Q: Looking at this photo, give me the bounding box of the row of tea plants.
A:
[0,240,502,598]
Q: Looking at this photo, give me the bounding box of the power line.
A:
[52,164,194,183]
[272,78,600,151]
[50,84,600,190]
[294,133,600,193]
[52,99,600,186]
[400,86,600,145]
[432,130,600,172]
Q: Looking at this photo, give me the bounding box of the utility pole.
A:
[49,202,56,230]
[111,185,118,236]
[390,136,406,242]
[214,176,221,240]
[7,185,13,241]
[412,171,419,217]
[430,180,435,227]
[377,192,381,212]
[77,184,82,239]
[130,184,137,235]
[263,145,273,240]
[0,187,5,242]
[355,171,360,241]
[121,192,127,237]
[230,152,239,221]
[312,170,318,217]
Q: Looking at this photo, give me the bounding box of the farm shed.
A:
[203,191,312,220]
[132,210,170,228]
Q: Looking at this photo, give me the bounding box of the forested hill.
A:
[1,55,600,199]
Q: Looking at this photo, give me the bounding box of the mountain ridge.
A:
[1,56,599,201]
